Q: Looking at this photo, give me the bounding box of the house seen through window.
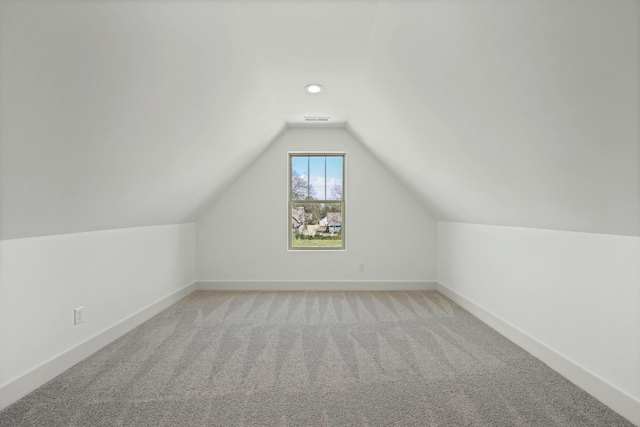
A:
[289,153,345,250]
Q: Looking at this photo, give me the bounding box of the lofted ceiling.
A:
[1,0,638,240]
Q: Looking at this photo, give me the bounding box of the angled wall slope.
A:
[0,0,284,240]
[349,0,639,236]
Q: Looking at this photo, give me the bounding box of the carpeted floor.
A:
[0,290,633,426]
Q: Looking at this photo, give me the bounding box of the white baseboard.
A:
[0,282,198,412]
[198,280,438,291]
[436,282,640,427]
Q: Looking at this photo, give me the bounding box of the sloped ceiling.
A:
[0,0,285,239]
[1,0,638,239]
[348,0,640,236]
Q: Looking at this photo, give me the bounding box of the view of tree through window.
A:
[289,153,344,250]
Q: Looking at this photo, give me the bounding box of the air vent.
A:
[304,116,330,122]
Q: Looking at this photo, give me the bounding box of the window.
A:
[289,153,345,250]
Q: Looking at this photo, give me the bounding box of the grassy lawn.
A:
[291,237,343,247]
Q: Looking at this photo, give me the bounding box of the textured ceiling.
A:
[1,0,638,239]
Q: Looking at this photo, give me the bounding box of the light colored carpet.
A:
[0,290,632,426]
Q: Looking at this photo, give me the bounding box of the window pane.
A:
[291,202,342,248]
[326,156,343,200]
[289,153,344,250]
[291,156,309,200]
[309,157,325,200]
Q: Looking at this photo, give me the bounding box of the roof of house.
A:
[326,212,342,227]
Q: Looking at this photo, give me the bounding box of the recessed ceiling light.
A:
[305,84,323,94]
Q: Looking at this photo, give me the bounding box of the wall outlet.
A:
[74,307,84,325]
[359,262,365,271]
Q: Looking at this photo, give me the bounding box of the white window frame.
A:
[288,152,346,251]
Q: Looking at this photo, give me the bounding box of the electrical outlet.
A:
[74,307,84,325]
[359,262,365,271]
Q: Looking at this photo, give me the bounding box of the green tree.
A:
[307,203,326,224]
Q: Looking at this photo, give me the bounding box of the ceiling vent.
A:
[304,116,330,122]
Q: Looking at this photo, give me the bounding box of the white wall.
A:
[437,221,640,423]
[0,223,196,409]
[197,128,437,284]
